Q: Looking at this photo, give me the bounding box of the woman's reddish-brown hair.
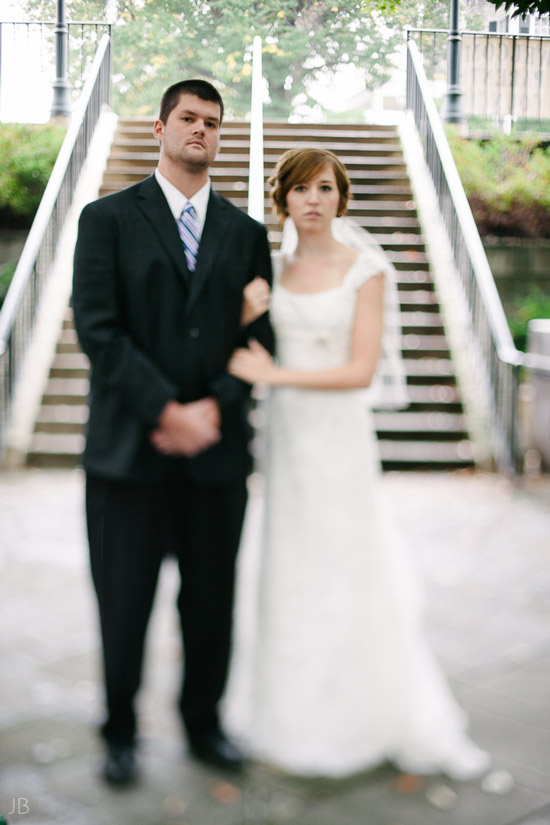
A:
[268,147,350,222]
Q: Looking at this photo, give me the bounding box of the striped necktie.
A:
[178,203,199,272]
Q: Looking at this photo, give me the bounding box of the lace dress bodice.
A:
[270,250,381,371]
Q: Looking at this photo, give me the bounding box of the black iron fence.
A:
[0,34,111,462]
[407,28,550,131]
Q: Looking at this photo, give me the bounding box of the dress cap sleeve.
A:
[345,249,389,291]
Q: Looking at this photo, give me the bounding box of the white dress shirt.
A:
[154,169,211,239]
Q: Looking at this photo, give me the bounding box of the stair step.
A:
[264,216,422,234]
[42,377,89,404]
[35,405,88,433]
[117,118,397,131]
[374,411,467,435]
[267,214,426,248]
[401,320,445,336]
[105,157,410,177]
[45,353,457,383]
[114,125,399,143]
[264,142,405,157]
[403,359,455,380]
[347,169,410,181]
[57,326,80,349]
[107,154,161,167]
[266,157,408,172]
[110,137,404,156]
[27,432,84,467]
[398,289,438,306]
[400,384,462,409]
[263,130,399,142]
[350,217,420,232]
[343,202,418,215]
[105,155,409,173]
[377,438,474,467]
[98,182,422,213]
[396,270,434,286]
[267,203,419,225]
[265,122,397,133]
[102,166,413,188]
[268,220,421,237]
[401,334,449,356]
[58,324,78,340]
[57,340,83,354]
[351,184,411,197]
[374,237,426,252]
[50,352,90,378]
[389,253,429,270]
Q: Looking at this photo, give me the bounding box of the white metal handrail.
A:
[406,38,550,471]
[0,33,111,460]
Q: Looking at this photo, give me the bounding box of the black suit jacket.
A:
[73,175,273,484]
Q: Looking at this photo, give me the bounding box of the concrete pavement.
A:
[1,467,549,825]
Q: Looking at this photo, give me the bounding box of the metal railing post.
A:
[248,35,265,223]
[442,0,465,124]
[50,0,72,117]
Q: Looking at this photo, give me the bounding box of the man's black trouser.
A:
[86,472,247,747]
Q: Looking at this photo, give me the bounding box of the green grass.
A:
[507,288,550,352]
[0,260,17,309]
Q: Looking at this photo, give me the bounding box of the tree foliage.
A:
[25,0,409,118]
[0,123,65,224]
[448,132,550,237]
[378,0,450,31]
[22,0,476,119]
[483,0,550,17]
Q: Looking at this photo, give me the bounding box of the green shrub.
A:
[448,132,550,237]
[0,260,17,309]
[0,123,65,227]
[508,288,550,351]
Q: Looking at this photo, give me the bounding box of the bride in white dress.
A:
[224,147,490,781]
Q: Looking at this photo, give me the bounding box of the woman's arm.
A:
[240,277,271,326]
[229,273,384,390]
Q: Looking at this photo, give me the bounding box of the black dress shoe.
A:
[102,744,139,786]
[189,730,245,771]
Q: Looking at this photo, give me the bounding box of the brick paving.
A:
[1,467,549,825]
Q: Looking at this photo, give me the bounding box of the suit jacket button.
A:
[189,328,200,338]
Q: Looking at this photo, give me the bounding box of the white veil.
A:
[280,216,409,411]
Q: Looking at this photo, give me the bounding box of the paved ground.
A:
[1,467,549,825]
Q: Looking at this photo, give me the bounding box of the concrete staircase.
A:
[27,119,474,470]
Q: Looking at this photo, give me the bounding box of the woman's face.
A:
[285,164,341,230]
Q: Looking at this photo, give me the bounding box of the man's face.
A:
[154,93,221,172]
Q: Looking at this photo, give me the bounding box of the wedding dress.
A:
[224,235,490,780]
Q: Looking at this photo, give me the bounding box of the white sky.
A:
[0,0,53,121]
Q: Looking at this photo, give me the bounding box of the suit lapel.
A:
[186,190,230,315]
[136,175,190,287]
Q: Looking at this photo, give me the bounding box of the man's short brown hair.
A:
[158,79,224,124]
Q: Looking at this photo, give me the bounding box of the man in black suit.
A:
[73,79,273,785]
